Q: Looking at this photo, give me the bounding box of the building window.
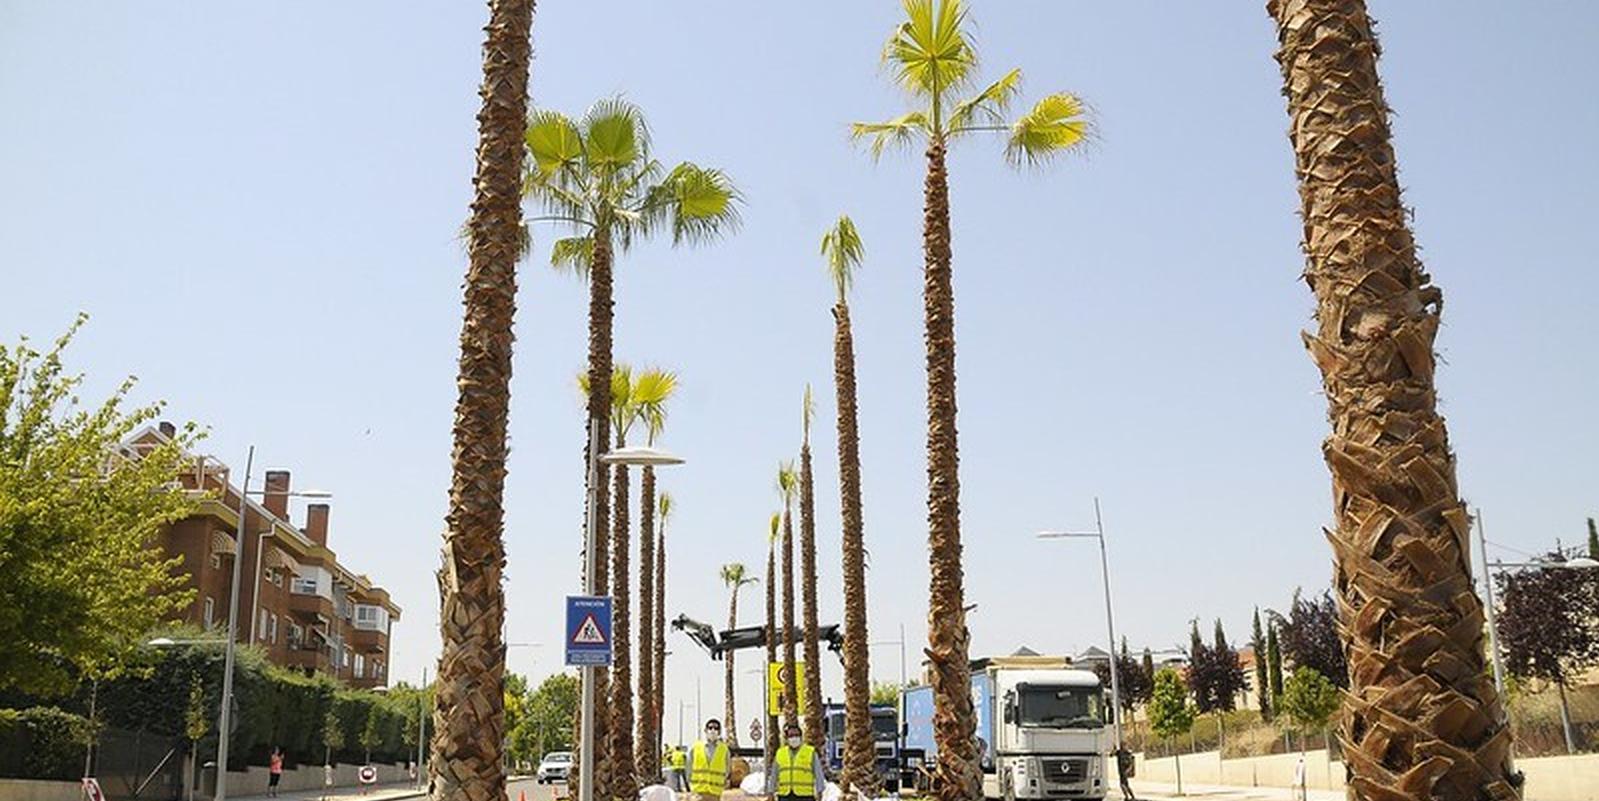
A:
[342,647,351,668]
[211,554,222,570]
[268,614,279,644]
[258,608,270,640]
[288,623,304,648]
[354,654,365,679]
[354,605,388,631]
[292,576,317,595]
[204,598,215,627]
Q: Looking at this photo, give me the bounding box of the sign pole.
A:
[578,420,600,801]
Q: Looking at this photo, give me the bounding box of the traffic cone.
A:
[519,792,528,801]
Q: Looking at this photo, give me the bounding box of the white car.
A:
[537,752,573,784]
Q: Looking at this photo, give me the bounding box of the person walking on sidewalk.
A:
[688,719,730,801]
[765,723,824,801]
[1113,743,1136,801]
[1293,753,1307,801]
[268,747,284,798]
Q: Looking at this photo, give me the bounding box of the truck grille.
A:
[1039,758,1086,784]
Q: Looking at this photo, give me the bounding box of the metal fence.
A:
[91,727,186,801]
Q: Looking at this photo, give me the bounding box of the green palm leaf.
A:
[550,236,593,276]
[525,109,583,179]
[949,68,1023,132]
[643,163,742,245]
[820,214,865,304]
[850,112,931,160]
[885,0,976,100]
[581,97,650,175]
[1005,92,1090,167]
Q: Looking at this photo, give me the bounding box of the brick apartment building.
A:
[130,423,402,689]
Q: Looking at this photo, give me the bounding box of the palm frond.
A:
[721,563,748,586]
[948,67,1023,132]
[658,492,674,526]
[609,363,636,437]
[631,367,680,444]
[549,236,593,277]
[775,460,798,503]
[639,163,742,246]
[768,513,781,544]
[526,109,584,179]
[802,385,815,444]
[581,96,651,177]
[1005,92,1091,167]
[850,112,931,161]
[820,214,865,303]
[884,0,976,101]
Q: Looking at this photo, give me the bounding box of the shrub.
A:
[0,707,92,780]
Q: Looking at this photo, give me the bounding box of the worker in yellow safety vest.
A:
[689,719,730,801]
[665,742,689,792]
[765,722,825,801]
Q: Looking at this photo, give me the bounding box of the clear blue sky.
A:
[4,1,1596,730]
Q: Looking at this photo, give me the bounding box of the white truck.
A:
[903,654,1110,801]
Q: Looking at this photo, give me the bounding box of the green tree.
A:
[360,705,382,763]
[321,707,344,766]
[1277,667,1340,753]
[0,318,199,695]
[869,683,903,707]
[1251,609,1272,721]
[1587,518,1597,561]
[1148,668,1195,795]
[852,5,1090,799]
[1266,623,1284,707]
[776,462,800,731]
[797,387,826,748]
[719,563,757,748]
[524,673,581,758]
[434,2,534,801]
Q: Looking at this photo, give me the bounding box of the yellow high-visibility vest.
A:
[774,744,817,797]
[689,741,729,794]
[668,747,687,770]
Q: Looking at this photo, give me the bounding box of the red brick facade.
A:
[137,425,401,689]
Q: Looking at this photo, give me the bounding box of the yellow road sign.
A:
[767,661,809,716]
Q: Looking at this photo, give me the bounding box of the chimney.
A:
[158,420,176,439]
[263,471,291,518]
[305,503,330,547]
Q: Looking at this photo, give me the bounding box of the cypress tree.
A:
[1266,622,1285,705]
[1251,608,1272,720]
[1587,517,1598,561]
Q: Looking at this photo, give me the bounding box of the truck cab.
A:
[903,655,1109,801]
[822,703,902,791]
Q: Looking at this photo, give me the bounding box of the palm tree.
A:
[797,388,826,747]
[822,215,877,797]
[433,3,532,801]
[634,370,677,782]
[853,5,1089,800]
[653,493,672,753]
[764,512,781,766]
[526,100,739,797]
[719,564,758,748]
[776,461,800,730]
[1266,1,1516,797]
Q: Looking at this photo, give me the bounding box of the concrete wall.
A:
[220,762,412,797]
[0,779,81,801]
[1134,749,1599,801]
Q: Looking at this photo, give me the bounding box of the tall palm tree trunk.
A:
[799,445,825,747]
[636,466,657,780]
[1267,2,1516,798]
[725,586,741,748]
[576,232,617,801]
[921,138,978,801]
[765,539,779,766]
[609,447,637,800]
[431,3,532,801]
[781,508,799,730]
[654,524,666,750]
[833,301,877,797]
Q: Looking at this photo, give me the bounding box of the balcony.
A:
[285,642,334,675]
[350,626,388,654]
[289,592,335,623]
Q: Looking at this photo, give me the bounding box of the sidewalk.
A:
[1119,782,1341,801]
[230,781,425,801]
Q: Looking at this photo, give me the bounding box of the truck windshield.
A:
[1018,685,1103,729]
[871,714,898,738]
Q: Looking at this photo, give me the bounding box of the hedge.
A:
[0,707,92,780]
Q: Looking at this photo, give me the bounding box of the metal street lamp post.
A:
[213,446,254,801]
[577,436,683,801]
[1037,498,1124,746]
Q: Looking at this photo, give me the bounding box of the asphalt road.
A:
[507,777,562,801]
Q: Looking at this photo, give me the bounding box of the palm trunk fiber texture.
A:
[799,445,826,748]
[921,139,980,801]
[833,301,878,797]
[781,507,799,731]
[636,466,657,781]
[430,3,531,801]
[577,232,617,801]
[609,458,637,800]
[1268,1,1518,798]
[765,542,779,767]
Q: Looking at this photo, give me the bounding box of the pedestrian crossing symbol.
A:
[572,614,606,645]
[564,595,613,666]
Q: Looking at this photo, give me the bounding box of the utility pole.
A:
[215,446,255,801]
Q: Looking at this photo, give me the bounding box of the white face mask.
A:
[706,730,721,743]
[786,736,803,749]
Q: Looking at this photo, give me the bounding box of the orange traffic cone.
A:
[519,792,527,801]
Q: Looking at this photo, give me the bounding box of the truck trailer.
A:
[902,655,1109,801]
